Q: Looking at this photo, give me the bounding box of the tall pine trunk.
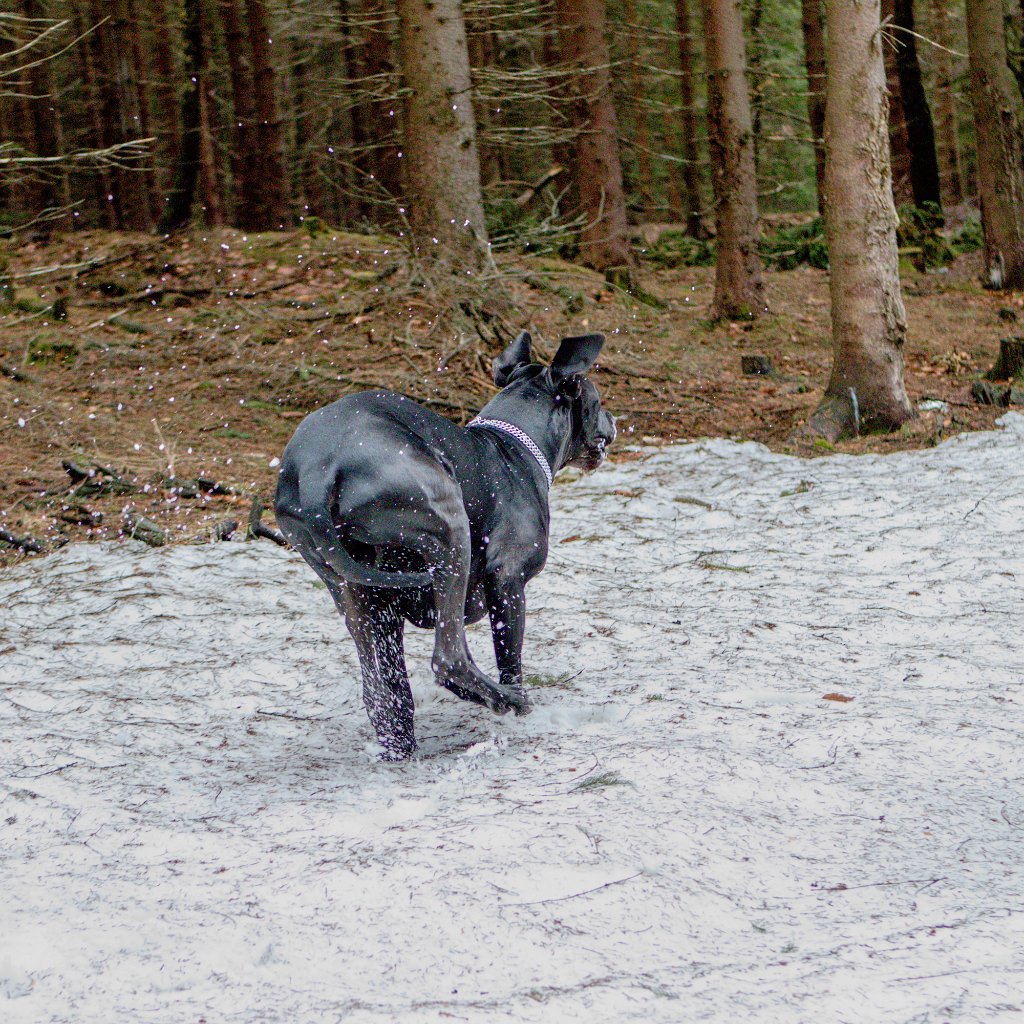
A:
[808,0,913,440]
[966,0,1024,290]
[892,0,941,210]
[160,0,221,229]
[880,0,913,207]
[555,0,634,283]
[800,0,826,211]
[623,0,654,217]
[396,0,488,271]
[246,0,290,228]
[221,0,260,228]
[927,0,963,207]
[673,0,705,236]
[699,0,765,320]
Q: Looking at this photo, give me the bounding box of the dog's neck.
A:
[474,390,574,484]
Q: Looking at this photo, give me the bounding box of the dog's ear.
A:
[493,331,533,387]
[550,334,605,381]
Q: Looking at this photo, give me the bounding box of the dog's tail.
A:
[295,473,433,590]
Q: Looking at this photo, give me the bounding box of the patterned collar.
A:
[467,417,553,489]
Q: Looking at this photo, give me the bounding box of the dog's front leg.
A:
[486,575,532,716]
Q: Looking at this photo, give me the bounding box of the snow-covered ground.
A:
[2,414,1023,1023]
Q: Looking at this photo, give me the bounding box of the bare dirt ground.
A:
[0,228,1015,563]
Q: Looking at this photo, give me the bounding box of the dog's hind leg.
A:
[338,583,417,761]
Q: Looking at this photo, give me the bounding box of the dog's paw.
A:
[504,685,533,717]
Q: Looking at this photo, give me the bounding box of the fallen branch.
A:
[0,527,45,553]
[248,497,288,547]
[122,513,166,547]
[1,362,35,383]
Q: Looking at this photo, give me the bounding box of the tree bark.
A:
[891,0,941,210]
[966,0,1024,290]
[926,0,964,207]
[160,0,212,229]
[97,0,154,230]
[363,0,405,211]
[150,0,182,209]
[622,0,654,218]
[396,0,489,271]
[245,0,290,228]
[698,0,765,320]
[19,0,71,231]
[221,0,259,227]
[555,0,635,283]
[809,0,913,440]
[800,0,827,211]
[673,0,705,236]
[880,0,913,208]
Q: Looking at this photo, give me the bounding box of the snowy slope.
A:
[2,414,1023,1023]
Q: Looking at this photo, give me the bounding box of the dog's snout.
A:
[600,410,617,446]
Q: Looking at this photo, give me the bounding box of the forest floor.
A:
[0,227,1017,562]
[3,415,1022,1020]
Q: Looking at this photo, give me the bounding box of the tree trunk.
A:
[555,0,634,283]
[966,0,1024,290]
[673,0,705,236]
[160,0,211,229]
[542,7,576,213]
[800,0,827,211]
[927,0,964,207]
[150,0,182,210]
[623,0,654,218]
[105,0,154,230]
[879,0,913,207]
[809,0,913,440]
[221,0,259,227]
[892,0,941,210]
[196,0,224,229]
[73,4,116,228]
[698,0,765,320]
[363,0,405,212]
[396,0,488,271]
[748,0,765,175]
[246,0,290,228]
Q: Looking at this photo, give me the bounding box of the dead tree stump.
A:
[986,337,1024,381]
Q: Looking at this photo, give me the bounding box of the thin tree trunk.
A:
[21,0,71,231]
[966,0,1024,289]
[674,0,705,236]
[246,0,289,227]
[892,0,941,209]
[72,4,115,228]
[160,0,206,229]
[555,0,635,284]
[221,0,259,227]
[107,0,154,230]
[542,7,576,213]
[150,0,181,211]
[196,0,224,229]
[808,0,913,440]
[800,0,827,212]
[467,22,502,188]
[396,0,488,270]
[336,0,366,222]
[623,0,654,218]
[698,0,765,320]
[880,0,913,207]
[363,0,404,213]
[748,0,765,175]
[927,0,963,207]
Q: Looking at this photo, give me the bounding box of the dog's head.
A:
[492,331,616,473]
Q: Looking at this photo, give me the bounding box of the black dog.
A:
[274,331,616,759]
